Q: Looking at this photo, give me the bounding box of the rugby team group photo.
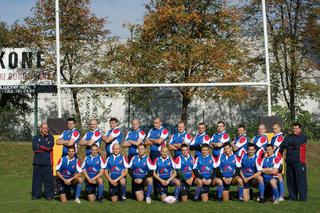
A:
[32,117,308,205]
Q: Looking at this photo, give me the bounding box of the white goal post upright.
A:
[55,0,272,118]
[56,0,62,118]
[262,0,272,117]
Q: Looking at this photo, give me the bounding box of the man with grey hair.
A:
[32,122,54,200]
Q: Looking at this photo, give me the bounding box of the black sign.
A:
[0,85,57,94]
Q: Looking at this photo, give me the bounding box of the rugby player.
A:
[56,147,83,203]
[192,144,223,202]
[153,146,181,202]
[79,119,102,156]
[189,123,210,158]
[56,118,80,157]
[102,117,123,157]
[210,121,230,158]
[216,142,244,201]
[128,144,155,203]
[168,121,192,158]
[261,144,281,204]
[104,143,130,202]
[122,119,146,160]
[81,145,105,202]
[175,144,195,202]
[239,143,265,202]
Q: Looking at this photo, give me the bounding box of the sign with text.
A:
[0,48,49,85]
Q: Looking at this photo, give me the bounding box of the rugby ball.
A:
[163,196,177,204]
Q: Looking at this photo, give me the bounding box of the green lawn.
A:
[0,142,319,213]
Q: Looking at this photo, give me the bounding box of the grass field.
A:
[0,142,319,213]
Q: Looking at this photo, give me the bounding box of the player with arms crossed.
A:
[122,119,146,160]
[102,117,123,157]
[261,144,282,204]
[104,143,130,202]
[192,144,223,202]
[189,123,210,158]
[270,123,285,201]
[175,144,195,202]
[216,142,244,201]
[231,124,249,157]
[251,124,269,159]
[79,119,102,156]
[81,145,105,202]
[153,146,181,202]
[128,144,155,204]
[56,118,80,157]
[210,121,230,158]
[145,117,169,161]
[239,143,265,202]
[56,147,83,203]
[168,121,192,158]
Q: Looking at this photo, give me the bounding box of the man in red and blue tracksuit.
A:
[32,122,54,200]
[280,123,308,201]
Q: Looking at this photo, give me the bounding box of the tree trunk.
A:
[71,88,82,129]
[181,90,191,125]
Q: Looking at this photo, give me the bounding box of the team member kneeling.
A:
[239,143,265,202]
[128,144,154,203]
[105,143,130,202]
[81,145,105,202]
[261,144,282,204]
[175,144,195,202]
[153,146,181,202]
[216,142,244,201]
[56,147,83,203]
[193,144,223,202]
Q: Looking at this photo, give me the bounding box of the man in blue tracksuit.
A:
[32,122,54,200]
[281,123,308,201]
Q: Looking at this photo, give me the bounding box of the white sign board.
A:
[0,48,46,85]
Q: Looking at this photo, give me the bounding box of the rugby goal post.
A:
[54,0,272,118]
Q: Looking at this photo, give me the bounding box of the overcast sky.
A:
[0,0,146,39]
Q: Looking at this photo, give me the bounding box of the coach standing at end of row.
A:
[281,123,308,201]
[32,122,54,200]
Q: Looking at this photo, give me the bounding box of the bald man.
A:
[145,117,169,161]
[32,122,54,200]
[123,119,146,160]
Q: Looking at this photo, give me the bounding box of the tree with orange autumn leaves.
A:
[113,0,256,124]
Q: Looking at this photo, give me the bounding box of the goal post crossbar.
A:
[59,82,269,88]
